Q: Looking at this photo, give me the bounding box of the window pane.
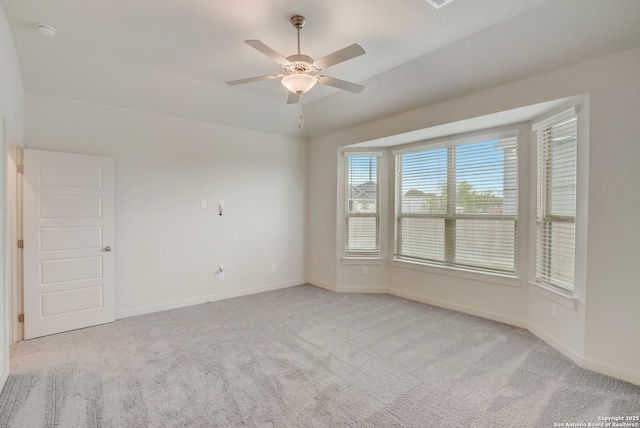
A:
[550,134,577,217]
[399,149,448,214]
[347,217,379,253]
[536,221,575,289]
[456,219,516,272]
[455,139,517,215]
[398,217,445,261]
[348,157,378,214]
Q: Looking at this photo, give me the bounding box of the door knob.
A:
[104,246,112,252]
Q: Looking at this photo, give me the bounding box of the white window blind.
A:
[535,113,577,291]
[345,154,380,256]
[394,133,518,274]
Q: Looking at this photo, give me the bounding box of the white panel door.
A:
[23,149,115,339]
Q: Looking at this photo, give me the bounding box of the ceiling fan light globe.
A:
[281,73,317,94]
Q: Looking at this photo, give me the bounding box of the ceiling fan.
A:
[226,15,366,104]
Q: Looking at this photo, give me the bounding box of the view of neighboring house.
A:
[348,181,377,213]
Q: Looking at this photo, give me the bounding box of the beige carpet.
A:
[1,284,639,427]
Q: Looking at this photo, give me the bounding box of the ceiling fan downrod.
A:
[290,15,305,56]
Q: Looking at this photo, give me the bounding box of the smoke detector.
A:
[426,0,454,9]
[35,24,57,37]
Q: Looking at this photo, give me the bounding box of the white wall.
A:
[307,47,640,385]
[24,92,307,317]
[581,51,640,381]
[0,3,24,389]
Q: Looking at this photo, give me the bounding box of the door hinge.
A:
[17,164,24,174]
[18,314,24,323]
[17,239,24,249]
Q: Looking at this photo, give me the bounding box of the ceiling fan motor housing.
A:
[285,54,316,74]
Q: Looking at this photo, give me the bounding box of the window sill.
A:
[341,258,385,266]
[390,259,520,287]
[529,281,577,310]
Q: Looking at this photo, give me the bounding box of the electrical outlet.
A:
[551,303,558,317]
[362,266,369,275]
[200,200,207,209]
[218,263,224,280]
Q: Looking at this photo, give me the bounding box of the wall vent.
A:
[426,0,454,9]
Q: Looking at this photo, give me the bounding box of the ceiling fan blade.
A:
[313,44,365,70]
[317,75,365,94]
[287,91,300,104]
[245,40,290,66]
[226,74,281,86]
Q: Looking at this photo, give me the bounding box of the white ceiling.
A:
[2,0,640,139]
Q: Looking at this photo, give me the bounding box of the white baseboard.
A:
[308,281,337,292]
[335,286,389,293]
[389,289,527,329]
[0,367,8,393]
[308,282,389,294]
[116,280,303,319]
[526,321,584,365]
[528,321,640,386]
[581,358,640,386]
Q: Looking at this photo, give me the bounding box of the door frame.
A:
[7,141,23,345]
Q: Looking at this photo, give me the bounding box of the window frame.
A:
[532,107,579,294]
[343,151,383,258]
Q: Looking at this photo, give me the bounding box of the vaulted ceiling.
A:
[2,0,640,138]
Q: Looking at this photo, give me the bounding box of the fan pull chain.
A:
[298,105,305,129]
